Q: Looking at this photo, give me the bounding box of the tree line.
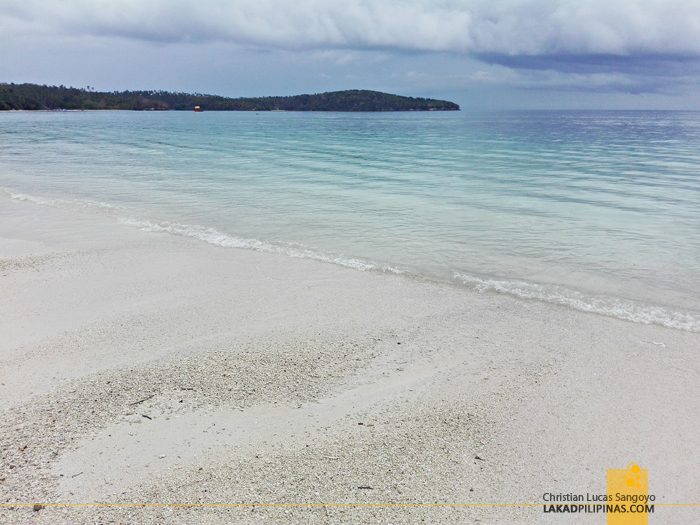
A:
[0,84,459,112]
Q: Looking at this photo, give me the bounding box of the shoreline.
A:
[6,188,698,334]
[0,108,458,112]
[1,196,698,523]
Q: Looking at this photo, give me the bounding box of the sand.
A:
[1,193,698,524]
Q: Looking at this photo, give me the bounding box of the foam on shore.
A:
[7,189,699,332]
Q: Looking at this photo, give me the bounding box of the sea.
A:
[1,110,699,331]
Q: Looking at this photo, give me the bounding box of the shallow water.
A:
[2,110,699,330]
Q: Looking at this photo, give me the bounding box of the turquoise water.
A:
[2,110,699,330]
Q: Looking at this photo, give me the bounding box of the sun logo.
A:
[625,463,642,488]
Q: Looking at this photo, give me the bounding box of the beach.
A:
[1,193,698,524]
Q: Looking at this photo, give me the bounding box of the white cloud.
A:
[2,0,699,57]
[2,0,699,99]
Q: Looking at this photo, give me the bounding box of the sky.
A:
[1,0,699,109]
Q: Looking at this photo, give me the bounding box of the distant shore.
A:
[1,194,698,524]
[0,84,460,112]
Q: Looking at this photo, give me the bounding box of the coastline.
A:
[1,196,698,523]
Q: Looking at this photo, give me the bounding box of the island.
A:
[0,83,459,111]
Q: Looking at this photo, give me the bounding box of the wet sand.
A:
[1,194,698,523]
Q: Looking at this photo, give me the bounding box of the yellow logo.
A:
[607,463,649,524]
[625,463,643,488]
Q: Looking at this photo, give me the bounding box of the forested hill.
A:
[0,84,459,111]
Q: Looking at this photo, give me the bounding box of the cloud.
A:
[2,0,699,96]
[476,52,700,75]
[2,0,700,56]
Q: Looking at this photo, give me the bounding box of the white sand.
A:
[1,194,698,524]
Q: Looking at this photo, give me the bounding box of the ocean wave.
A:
[454,272,700,332]
[117,217,405,274]
[7,189,697,332]
[8,190,119,211]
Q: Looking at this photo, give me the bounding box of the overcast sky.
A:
[2,0,699,109]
